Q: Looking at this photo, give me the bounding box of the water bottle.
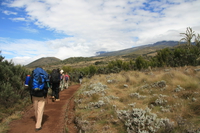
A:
[25,75,30,86]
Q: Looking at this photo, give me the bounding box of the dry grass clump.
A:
[74,66,200,133]
[190,102,200,116]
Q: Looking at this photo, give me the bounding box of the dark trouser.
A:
[51,83,60,99]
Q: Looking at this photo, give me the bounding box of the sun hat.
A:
[60,69,64,73]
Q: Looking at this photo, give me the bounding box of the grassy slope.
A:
[74,66,200,133]
[25,57,61,68]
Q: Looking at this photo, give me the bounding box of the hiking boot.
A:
[35,127,42,132]
[55,99,60,101]
[52,96,55,102]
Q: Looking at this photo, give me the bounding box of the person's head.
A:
[60,69,64,74]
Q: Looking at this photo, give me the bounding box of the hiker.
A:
[64,72,70,89]
[50,69,61,102]
[60,69,65,91]
[28,67,50,131]
[79,73,83,84]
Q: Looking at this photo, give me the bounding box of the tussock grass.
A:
[74,66,200,133]
[190,102,200,115]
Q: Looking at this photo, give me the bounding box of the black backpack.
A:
[50,69,60,83]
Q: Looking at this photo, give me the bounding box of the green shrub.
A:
[0,52,30,120]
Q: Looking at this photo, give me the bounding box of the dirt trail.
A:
[8,84,80,133]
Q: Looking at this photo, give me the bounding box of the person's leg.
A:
[59,81,62,91]
[51,85,54,97]
[32,96,45,129]
[51,84,56,102]
[55,83,60,100]
[79,78,82,84]
[66,80,68,89]
[35,97,45,129]
[64,81,66,89]
[32,96,38,122]
[60,80,64,91]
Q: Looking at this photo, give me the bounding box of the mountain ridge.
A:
[96,41,178,57]
[25,57,61,68]
[25,41,179,68]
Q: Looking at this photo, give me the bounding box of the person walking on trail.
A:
[50,69,60,102]
[28,67,50,132]
[60,69,65,91]
[64,72,70,89]
[79,73,83,84]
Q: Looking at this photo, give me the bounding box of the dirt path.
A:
[8,84,80,133]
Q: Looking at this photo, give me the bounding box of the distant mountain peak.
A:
[25,57,61,68]
[96,41,179,57]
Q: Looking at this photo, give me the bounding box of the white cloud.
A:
[20,26,38,33]
[9,17,26,21]
[1,0,200,65]
[0,38,53,65]
[3,10,17,15]
[11,56,31,65]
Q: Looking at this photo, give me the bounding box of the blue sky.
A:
[0,0,200,65]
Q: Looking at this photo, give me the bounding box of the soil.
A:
[8,84,80,133]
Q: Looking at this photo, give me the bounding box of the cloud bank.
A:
[1,0,200,65]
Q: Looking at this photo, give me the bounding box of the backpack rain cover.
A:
[31,67,49,91]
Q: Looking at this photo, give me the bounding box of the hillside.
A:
[74,66,200,133]
[25,57,61,68]
[25,41,179,68]
[96,41,178,57]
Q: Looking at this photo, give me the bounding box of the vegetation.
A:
[0,51,31,132]
[62,57,103,64]
[180,27,195,47]
[61,41,200,81]
[25,57,61,68]
[74,66,200,133]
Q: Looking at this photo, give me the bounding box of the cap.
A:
[60,70,64,73]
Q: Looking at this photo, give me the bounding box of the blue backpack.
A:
[30,67,49,91]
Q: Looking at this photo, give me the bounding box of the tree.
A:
[88,65,97,76]
[62,66,73,73]
[122,61,130,71]
[0,51,30,120]
[135,56,148,70]
[0,51,4,62]
[195,34,200,47]
[180,27,195,47]
[155,48,173,67]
